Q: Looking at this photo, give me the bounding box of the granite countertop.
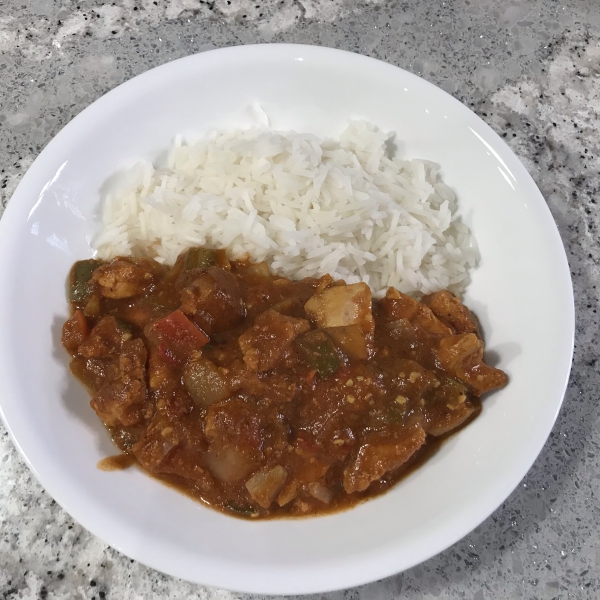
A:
[1,1,599,598]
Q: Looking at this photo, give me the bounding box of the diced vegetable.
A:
[185,247,218,270]
[69,259,101,303]
[242,261,271,278]
[307,482,333,504]
[147,310,209,362]
[224,502,258,517]
[304,282,374,335]
[324,324,370,360]
[296,330,343,378]
[83,293,101,317]
[115,318,134,335]
[205,447,256,483]
[132,418,179,471]
[269,297,302,315]
[146,289,182,311]
[182,358,230,407]
[245,465,288,508]
[277,481,299,507]
[384,402,406,425]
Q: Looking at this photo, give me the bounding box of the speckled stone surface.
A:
[1,1,599,598]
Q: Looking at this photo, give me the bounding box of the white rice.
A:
[94,121,478,297]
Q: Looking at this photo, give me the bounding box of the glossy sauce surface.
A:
[62,248,507,519]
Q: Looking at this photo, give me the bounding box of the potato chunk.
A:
[305,283,374,335]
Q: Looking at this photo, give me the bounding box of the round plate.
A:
[0,44,574,594]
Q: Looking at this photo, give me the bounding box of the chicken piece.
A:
[180,266,245,334]
[158,445,214,484]
[305,282,374,336]
[295,458,333,487]
[90,259,154,299]
[90,338,147,426]
[234,368,299,404]
[77,316,131,358]
[147,348,176,393]
[133,409,209,479]
[238,309,310,372]
[204,398,265,482]
[422,290,481,336]
[423,378,481,436]
[343,424,426,493]
[394,359,440,401]
[380,288,452,335]
[204,398,263,446]
[62,309,89,352]
[245,465,288,508]
[132,416,181,471]
[436,333,508,396]
[69,356,115,393]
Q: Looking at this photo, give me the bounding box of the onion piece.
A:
[182,358,230,407]
[307,482,333,504]
[245,465,288,508]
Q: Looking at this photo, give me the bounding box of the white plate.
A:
[0,45,574,594]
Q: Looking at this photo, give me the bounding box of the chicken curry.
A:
[62,247,508,518]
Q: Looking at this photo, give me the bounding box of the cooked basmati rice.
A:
[94,121,478,297]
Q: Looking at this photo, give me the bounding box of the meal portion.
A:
[62,123,505,518]
[62,248,507,518]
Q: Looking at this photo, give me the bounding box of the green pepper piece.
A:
[385,402,406,425]
[185,248,217,270]
[224,502,258,517]
[296,330,342,378]
[115,318,134,334]
[69,259,101,302]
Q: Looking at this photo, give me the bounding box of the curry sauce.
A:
[62,248,507,518]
